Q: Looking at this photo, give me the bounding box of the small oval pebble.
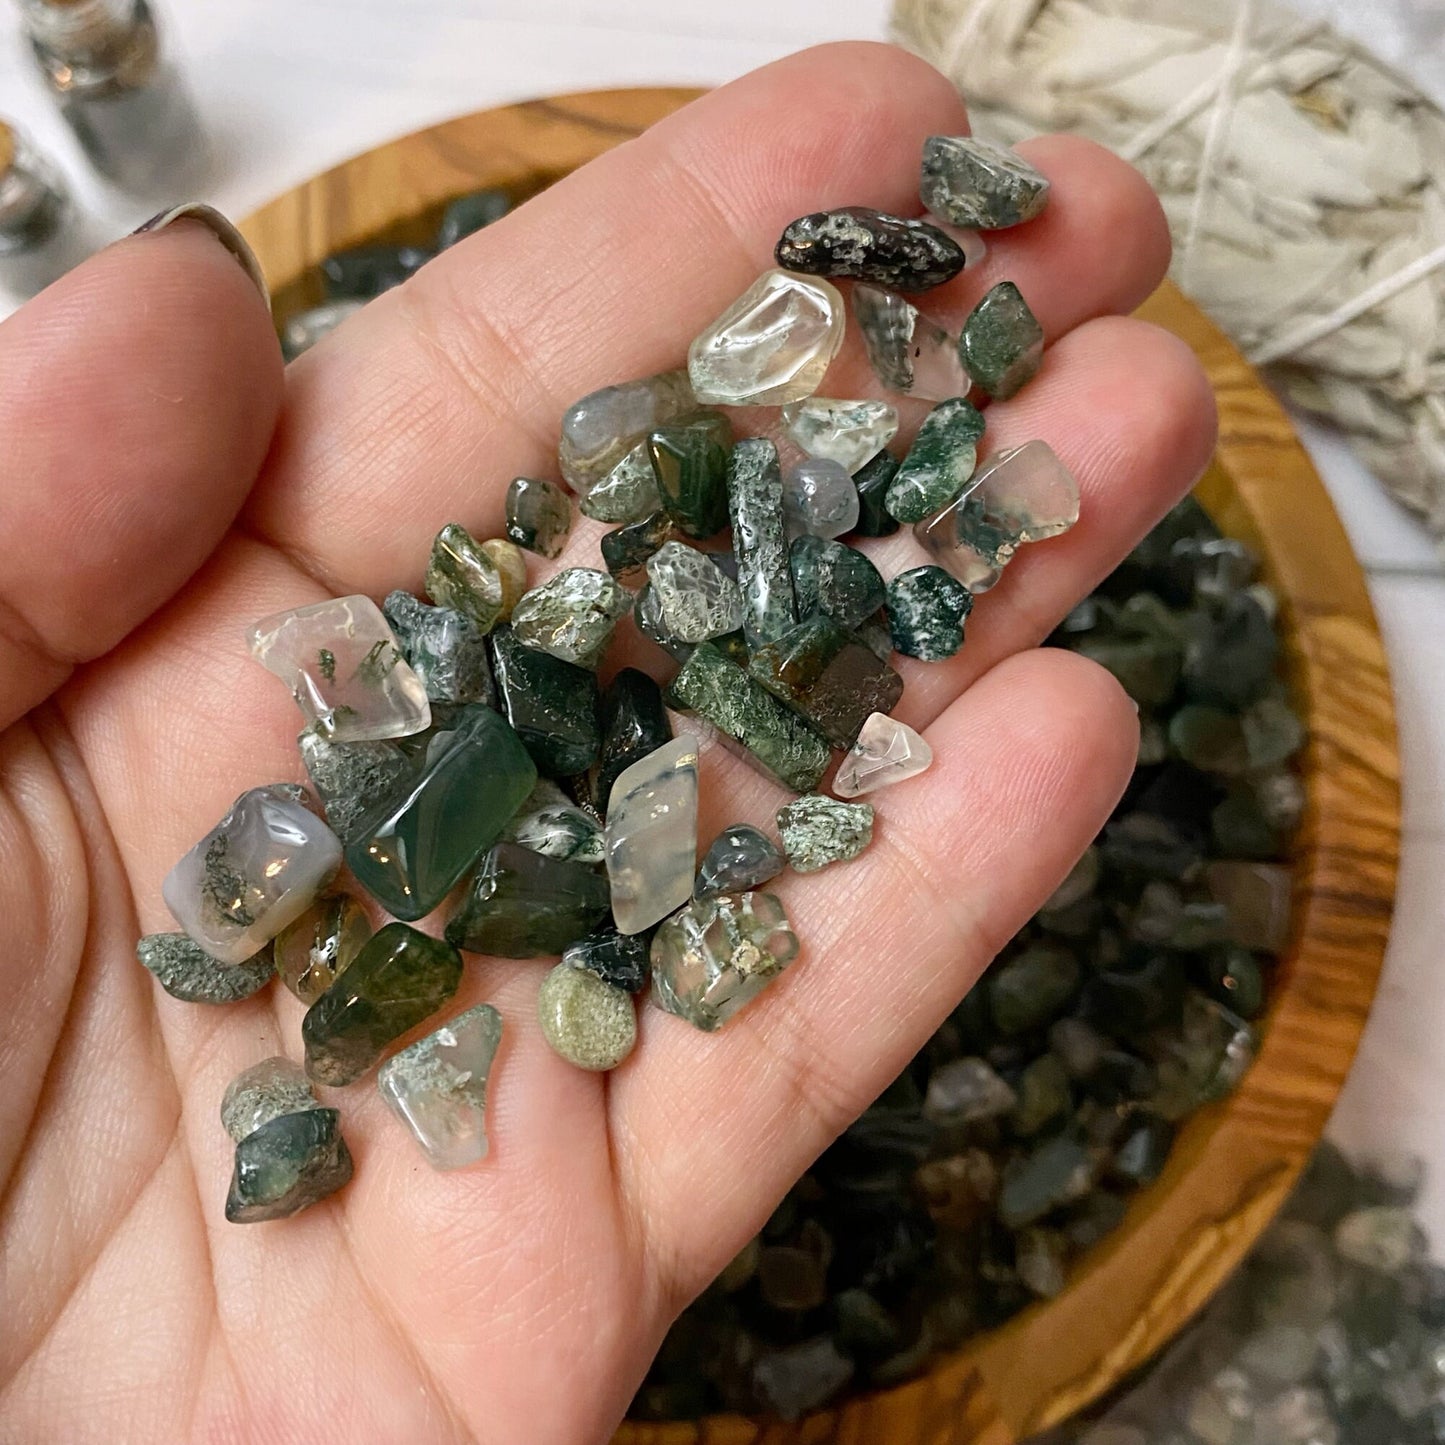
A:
[537,961,637,1071]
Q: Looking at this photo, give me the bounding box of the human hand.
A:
[0,42,1215,1445]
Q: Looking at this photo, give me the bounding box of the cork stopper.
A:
[0,123,14,178]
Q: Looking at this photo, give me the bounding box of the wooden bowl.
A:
[241,88,1401,1444]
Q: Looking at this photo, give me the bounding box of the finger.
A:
[0,216,283,728]
[608,647,1140,1306]
[244,43,1165,597]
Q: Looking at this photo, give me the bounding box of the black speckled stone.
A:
[563,926,651,993]
[224,1107,354,1223]
[774,206,966,292]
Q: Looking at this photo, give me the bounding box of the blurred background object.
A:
[0,115,95,294]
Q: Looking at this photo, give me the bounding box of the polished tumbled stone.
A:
[489,625,601,777]
[920,135,1051,231]
[853,284,971,401]
[645,541,745,643]
[789,536,886,633]
[505,781,605,865]
[481,538,529,623]
[425,523,508,632]
[436,187,511,248]
[727,439,797,646]
[446,842,611,957]
[346,704,537,921]
[504,475,572,559]
[298,728,413,845]
[600,511,684,589]
[563,926,651,994]
[749,616,904,748]
[851,450,902,537]
[774,207,966,291]
[377,1003,503,1170]
[695,825,785,901]
[249,595,430,744]
[225,1107,354,1223]
[887,566,974,661]
[382,590,493,707]
[273,892,370,1005]
[651,891,800,1032]
[604,737,700,935]
[668,643,831,794]
[221,1056,320,1142]
[777,794,875,873]
[885,397,986,524]
[581,440,663,524]
[510,567,631,669]
[649,412,732,539]
[302,921,463,1086]
[559,369,696,496]
[633,585,695,666]
[834,713,934,798]
[783,458,860,540]
[689,268,845,407]
[164,786,343,964]
[959,282,1045,400]
[782,396,898,475]
[137,932,275,1005]
[916,440,1080,592]
[538,962,637,1071]
[596,667,673,816]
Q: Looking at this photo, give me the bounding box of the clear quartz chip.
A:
[833,713,934,798]
[377,1004,503,1170]
[248,594,430,743]
[781,396,899,474]
[853,283,971,402]
[605,737,700,935]
[689,268,844,406]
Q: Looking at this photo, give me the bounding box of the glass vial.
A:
[18,0,209,201]
[0,120,92,297]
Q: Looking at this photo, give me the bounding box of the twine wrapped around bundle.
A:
[893,0,1445,551]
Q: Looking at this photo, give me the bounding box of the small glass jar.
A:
[0,120,92,297]
[18,0,209,201]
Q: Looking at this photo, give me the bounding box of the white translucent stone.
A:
[163,786,343,964]
[782,458,860,539]
[604,737,700,935]
[853,283,972,402]
[248,595,431,743]
[377,1004,503,1170]
[557,369,696,495]
[833,714,934,798]
[781,396,899,474]
[914,440,1080,593]
[645,541,745,643]
[688,268,844,406]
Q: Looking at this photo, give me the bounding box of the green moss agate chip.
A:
[959,282,1044,401]
[225,1107,354,1223]
[137,932,274,1005]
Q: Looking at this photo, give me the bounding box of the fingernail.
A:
[132,203,269,307]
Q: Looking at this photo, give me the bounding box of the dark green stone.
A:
[504,475,572,559]
[1109,1114,1175,1186]
[595,667,672,815]
[726,438,797,646]
[1077,954,1188,1038]
[345,704,537,920]
[695,824,785,900]
[887,565,973,661]
[885,398,985,524]
[958,281,1044,400]
[1169,704,1250,774]
[668,643,831,794]
[435,187,511,249]
[748,615,903,747]
[851,450,901,537]
[301,922,463,1086]
[382,590,494,706]
[600,511,680,589]
[137,932,274,1005]
[1184,595,1278,708]
[321,242,430,299]
[1011,1055,1072,1136]
[224,1106,353,1223]
[1203,946,1266,1018]
[489,625,601,777]
[298,728,413,845]
[1073,635,1182,709]
[987,946,1081,1035]
[776,794,875,872]
[446,841,611,957]
[649,412,732,539]
[789,535,887,633]
[563,926,650,993]
[998,1134,1096,1228]
[1212,789,1284,860]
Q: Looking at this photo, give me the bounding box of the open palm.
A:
[0,43,1216,1445]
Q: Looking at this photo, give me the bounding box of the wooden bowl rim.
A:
[241,87,1401,1443]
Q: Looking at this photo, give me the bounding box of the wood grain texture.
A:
[240,90,1400,1445]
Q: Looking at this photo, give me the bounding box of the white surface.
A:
[2,0,1445,1235]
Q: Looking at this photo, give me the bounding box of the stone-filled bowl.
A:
[242,87,1401,1444]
